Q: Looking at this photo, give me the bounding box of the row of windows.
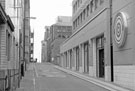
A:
[57,35,70,39]
[73,0,104,30]
[57,29,71,32]
[56,26,72,32]
[73,0,82,13]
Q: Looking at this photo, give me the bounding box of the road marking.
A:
[34,64,39,77]
[33,65,36,91]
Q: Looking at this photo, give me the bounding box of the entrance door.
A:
[99,49,104,78]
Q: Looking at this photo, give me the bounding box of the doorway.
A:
[99,49,104,77]
[96,35,105,78]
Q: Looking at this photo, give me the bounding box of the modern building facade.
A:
[60,0,135,90]
[50,16,72,65]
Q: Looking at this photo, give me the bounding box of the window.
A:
[95,0,98,9]
[75,19,77,27]
[62,35,65,38]
[90,0,94,13]
[73,21,75,29]
[80,13,82,23]
[97,35,104,48]
[83,9,86,20]
[75,2,77,10]
[78,0,80,7]
[73,5,75,13]
[78,17,79,25]
[58,35,61,38]
[80,0,82,4]
[87,5,89,17]
[7,32,11,61]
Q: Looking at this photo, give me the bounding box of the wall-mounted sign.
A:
[114,12,128,48]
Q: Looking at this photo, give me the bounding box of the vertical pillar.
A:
[81,44,84,73]
[93,38,97,77]
[68,50,71,69]
[89,39,94,76]
[61,54,64,67]
[74,48,77,71]
[72,48,75,71]
[79,45,82,73]
[67,51,69,69]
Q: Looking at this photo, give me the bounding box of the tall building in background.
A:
[41,26,50,63]
[50,16,72,65]
[41,40,46,62]
[46,26,51,62]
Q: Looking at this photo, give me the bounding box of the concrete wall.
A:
[112,0,135,89]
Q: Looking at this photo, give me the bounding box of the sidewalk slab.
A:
[55,66,133,91]
[16,64,34,91]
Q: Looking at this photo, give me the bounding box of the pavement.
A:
[15,64,35,91]
[54,66,133,91]
[15,63,133,91]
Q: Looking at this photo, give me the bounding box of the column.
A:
[67,51,69,69]
[72,48,75,71]
[81,44,85,73]
[68,50,71,69]
[89,39,93,76]
[93,38,97,77]
[74,48,77,71]
[79,44,82,73]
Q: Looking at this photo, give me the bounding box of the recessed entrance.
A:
[99,49,104,77]
[96,35,105,78]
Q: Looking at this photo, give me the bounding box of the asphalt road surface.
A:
[30,63,109,91]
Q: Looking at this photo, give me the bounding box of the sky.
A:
[30,0,72,62]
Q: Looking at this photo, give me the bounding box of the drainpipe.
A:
[109,0,114,82]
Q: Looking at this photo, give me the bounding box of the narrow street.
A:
[16,63,109,91]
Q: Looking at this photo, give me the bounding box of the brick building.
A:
[50,16,72,65]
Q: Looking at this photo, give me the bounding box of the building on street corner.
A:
[59,0,135,90]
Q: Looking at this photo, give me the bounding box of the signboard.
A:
[114,12,128,48]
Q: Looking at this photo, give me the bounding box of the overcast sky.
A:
[30,0,72,62]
